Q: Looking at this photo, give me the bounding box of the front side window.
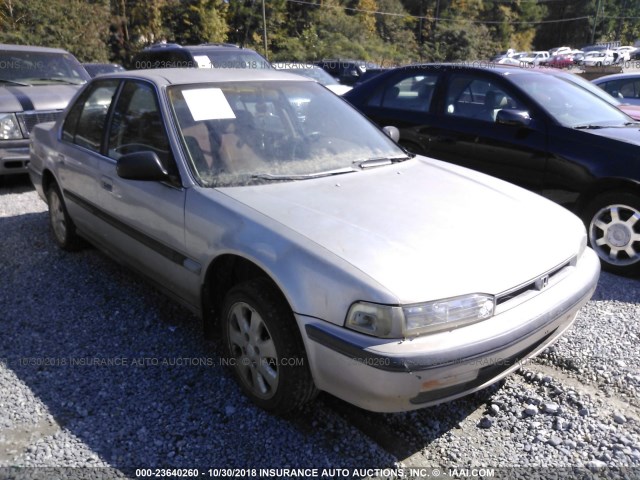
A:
[108,80,174,172]
[602,79,640,100]
[62,79,120,152]
[168,81,405,187]
[445,74,521,122]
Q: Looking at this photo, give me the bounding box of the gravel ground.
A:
[1,175,639,480]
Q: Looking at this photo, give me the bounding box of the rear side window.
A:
[62,79,120,152]
[372,73,438,112]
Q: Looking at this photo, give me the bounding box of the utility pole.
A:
[262,0,268,60]
[591,0,603,45]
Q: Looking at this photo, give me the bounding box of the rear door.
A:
[57,79,120,229]
[353,68,441,155]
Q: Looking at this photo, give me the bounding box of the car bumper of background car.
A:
[0,140,30,175]
[299,248,600,412]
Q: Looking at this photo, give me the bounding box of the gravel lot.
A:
[1,174,639,479]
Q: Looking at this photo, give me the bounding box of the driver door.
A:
[428,72,549,193]
[96,80,199,306]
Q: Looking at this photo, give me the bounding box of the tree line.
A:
[1,0,639,66]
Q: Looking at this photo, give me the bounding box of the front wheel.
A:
[221,279,317,413]
[582,192,640,276]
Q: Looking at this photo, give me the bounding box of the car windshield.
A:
[280,66,339,86]
[168,81,405,187]
[553,71,623,106]
[193,50,271,69]
[517,73,631,127]
[0,51,89,85]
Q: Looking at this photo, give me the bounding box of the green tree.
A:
[0,0,110,61]
[163,0,229,45]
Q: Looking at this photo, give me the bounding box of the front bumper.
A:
[299,248,600,412]
[0,140,30,175]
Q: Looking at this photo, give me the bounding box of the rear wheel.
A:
[221,278,317,413]
[47,183,83,251]
[582,192,640,276]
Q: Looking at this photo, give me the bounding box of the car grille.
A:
[16,110,63,137]
[495,257,575,309]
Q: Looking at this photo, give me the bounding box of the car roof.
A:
[386,63,556,78]
[272,62,318,69]
[0,43,72,54]
[142,43,243,52]
[95,67,315,86]
[592,73,640,83]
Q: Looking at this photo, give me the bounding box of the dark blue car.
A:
[344,64,640,276]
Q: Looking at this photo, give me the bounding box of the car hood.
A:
[618,105,640,121]
[580,124,640,145]
[220,158,584,303]
[0,84,82,112]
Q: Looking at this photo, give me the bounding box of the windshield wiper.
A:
[29,78,84,85]
[252,167,357,181]
[353,156,410,169]
[575,122,639,130]
[0,78,31,86]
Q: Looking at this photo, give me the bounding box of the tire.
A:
[47,183,83,251]
[221,278,318,413]
[581,192,640,276]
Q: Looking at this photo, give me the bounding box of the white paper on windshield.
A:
[183,88,236,121]
[193,55,212,68]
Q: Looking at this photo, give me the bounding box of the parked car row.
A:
[494,45,638,69]
[8,39,640,416]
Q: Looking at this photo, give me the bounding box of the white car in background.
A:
[583,50,615,67]
[520,51,550,66]
[549,46,572,56]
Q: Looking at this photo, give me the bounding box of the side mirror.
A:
[117,151,170,181]
[496,109,532,128]
[382,126,400,142]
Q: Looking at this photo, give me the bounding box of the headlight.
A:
[0,113,23,140]
[346,294,495,339]
[403,294,495,336]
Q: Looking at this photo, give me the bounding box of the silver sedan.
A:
[29,68,599,413]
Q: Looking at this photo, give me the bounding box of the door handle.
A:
[57,154,65,165]
[101,177,113,192]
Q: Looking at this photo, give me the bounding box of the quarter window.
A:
[62,80,119,151]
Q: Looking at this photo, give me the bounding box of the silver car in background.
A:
[29,69,599,413]
[0,44,89,179]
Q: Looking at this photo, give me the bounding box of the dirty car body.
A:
[29,69,599,413]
